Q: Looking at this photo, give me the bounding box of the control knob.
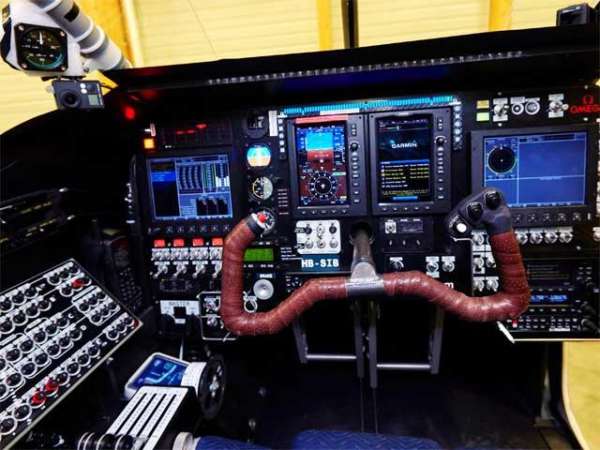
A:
[253,279,274,300]
[66,361,80,376]
[442,260,455,272]
[12,291,25,305]
[559,230,574,243]
[390,259,404,271]
[0,297,12,312]
[544,231,558,244]
[471,233,485,246]
[426,261,439,273]
[548,99,568,113]
[473,279,485,292]
[529,231,543,244]
[485,278,499,292]
[0,416,16,434]
[473,257,485,270]
[13,403,31,421]
[6,372,23,387]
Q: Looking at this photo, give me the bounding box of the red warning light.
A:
[153,239,166,248]
[192,238,205,247]
[123,105,136,121]
[195,123,208,130]
[173,238,185,248]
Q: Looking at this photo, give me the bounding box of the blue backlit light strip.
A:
[282,96,455,116]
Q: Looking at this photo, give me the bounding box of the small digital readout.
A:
[244,248,275,263]
[376,115,433,203]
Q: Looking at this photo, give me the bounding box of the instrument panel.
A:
[134,84,599,344]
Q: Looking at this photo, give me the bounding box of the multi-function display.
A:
[295,123,349,207]
[483,132,587,207]
[148,154,233,220]
[375,115,433,203]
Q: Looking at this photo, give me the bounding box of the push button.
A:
[467,202,484,221]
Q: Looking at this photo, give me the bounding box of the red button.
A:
[153,239,166,248]
[257,213,267,224]
[211,237,223,247]
[192,238,204,247]
[173,238,185,248]
[72,278,85,289]
[44,378,59,397]
[30,390,46,407]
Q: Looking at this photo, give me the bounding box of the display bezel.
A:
[287,115,368,217]
[471,124,598,226]
[369,108,452,216]
[140,147,244,236]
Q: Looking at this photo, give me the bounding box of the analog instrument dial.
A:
[17,27,66,71]
[251,177,273,201]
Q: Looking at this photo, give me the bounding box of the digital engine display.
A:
[148,154,233,220]
[483,132,587,207]
[295,123,349,207]
[376,115,433,203]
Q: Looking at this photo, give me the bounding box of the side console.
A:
[0,260,141,449]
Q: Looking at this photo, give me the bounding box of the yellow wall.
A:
[0,0,587,133]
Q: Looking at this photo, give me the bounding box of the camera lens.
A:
[60,91,81,108]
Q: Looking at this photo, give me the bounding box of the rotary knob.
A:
[0,416,16,434]
[20,361,36,377]
[66,362,80,376]
[33,330,47,343]
[34,353,49,366]
[6,347,21,362]
[13,403,32,421]
[19,339,34,353]
[253,279,274,300]
[544,231,558,244]
[529,231,543,244]
[6,372,23,387]
[0,297,12,312]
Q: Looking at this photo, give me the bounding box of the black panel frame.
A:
[471,124,598,227]
[369,108,452,216]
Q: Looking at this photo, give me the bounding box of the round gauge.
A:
[256,209,276,234]
[246,145,272,168]
[309,172,337,200]
[488,146,516,173]
[243,112,269,138]
[251,177,274,201]
[17,27,66,71]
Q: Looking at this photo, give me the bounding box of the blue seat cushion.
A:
[292,430,442,450]
[196,436,270,450]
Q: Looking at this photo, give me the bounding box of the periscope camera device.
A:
[1,0,132,110]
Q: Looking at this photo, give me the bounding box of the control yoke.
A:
[220,189,530,336]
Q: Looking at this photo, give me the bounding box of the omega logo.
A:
[569,94,600,114]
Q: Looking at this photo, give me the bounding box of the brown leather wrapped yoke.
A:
[220,217,530,336]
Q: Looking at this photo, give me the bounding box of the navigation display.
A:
[295,123,349,207]
[483,132,587,207]
[376,115,433,203]
[148,154,233,220]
